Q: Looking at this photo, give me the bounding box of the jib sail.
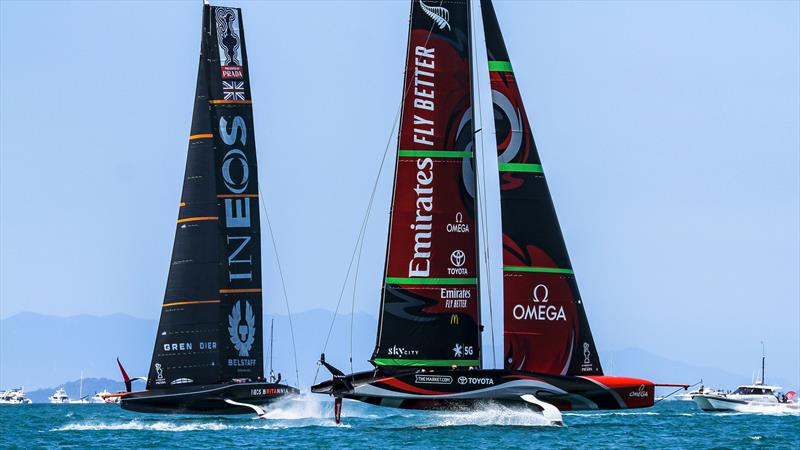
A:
[481,0,602,375]
[371,0,481,368]
[147,4,264,389]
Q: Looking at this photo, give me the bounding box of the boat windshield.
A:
[733,387,773,395]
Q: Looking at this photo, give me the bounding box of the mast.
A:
[371,0,481,369]
[269,319,274,378]
[480,0,602,376]
[760,341,765,385]
[147,3,264,389]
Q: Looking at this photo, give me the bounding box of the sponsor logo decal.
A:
[215,8,244,80]
[415,374,453,385]
[458,376,494,385]
[447,212,469,233]
[228,300,256,357]
[154,363,166,385]
[419,1,450,30]
[442,288,469,308]
[449,314,459,325]
[452,343,474,357]
[581,342,595,372]
[408,157,434,277]
[388,345,419,357]
[170,378,193,385]
[512,284,566,321]
[629,384,649,398]
[448,249,467,275]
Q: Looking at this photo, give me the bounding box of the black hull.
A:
[312,368,655,411]
[121,382,298,415]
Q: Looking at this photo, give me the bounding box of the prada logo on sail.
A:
[219,116,254,282]
[215,7,244,79]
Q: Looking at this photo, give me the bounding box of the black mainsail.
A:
[121,3,297,415]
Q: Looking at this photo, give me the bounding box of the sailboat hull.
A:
[120,382,299,415]
[312,369,654,411]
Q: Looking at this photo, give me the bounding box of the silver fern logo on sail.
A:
[419,1,450,30]
[228,301,256,357]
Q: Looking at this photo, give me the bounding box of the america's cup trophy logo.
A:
[215,7,243,79]
[228,301,256,357]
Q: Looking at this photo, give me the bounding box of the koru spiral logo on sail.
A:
[228,300,256,357]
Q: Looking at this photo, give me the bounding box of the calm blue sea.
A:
[1,397,798,449]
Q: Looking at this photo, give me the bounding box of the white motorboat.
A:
[0,388,32,404]
[674,385,723,401]
[48,387,70,404]
[91,389,118,404]
[693,343,798,413]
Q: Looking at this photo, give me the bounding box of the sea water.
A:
[1,396,798,449]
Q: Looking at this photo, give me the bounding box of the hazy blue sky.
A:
[1,1,798,384]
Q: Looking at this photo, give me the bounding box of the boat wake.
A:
[418,402,558,428]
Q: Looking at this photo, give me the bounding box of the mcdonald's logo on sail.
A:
[450,314,459,325]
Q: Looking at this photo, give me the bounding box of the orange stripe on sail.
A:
[217,194,259,198]
[162,300,220,308]
[179,202,187,207]
[219,288,262,294]
[189,133,213,140]
[176,216,218,223]
[209,100,252,105]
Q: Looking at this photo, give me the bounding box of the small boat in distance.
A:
[69,371,90,404]
[48,388,70,404]
[92,390,117,404]
[674,385,723,401]
[0,388,32,404]
[116,2,298,416]
[693,343,798,412]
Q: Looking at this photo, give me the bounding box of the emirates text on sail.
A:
[408,46,437,278]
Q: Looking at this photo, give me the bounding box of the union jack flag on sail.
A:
[222,81,246,101]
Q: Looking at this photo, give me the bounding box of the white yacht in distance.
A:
[674,385,722,401]
[69,371,90,404]
[693,343,798,412]
[48,388,70,404]
[0,388,32,404]
[91,389,118,404]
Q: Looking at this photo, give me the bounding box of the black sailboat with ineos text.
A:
[116,3,298,416]
[312,0,685,424]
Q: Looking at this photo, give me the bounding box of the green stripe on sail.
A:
[386,277,477,285]
[373,358,481,367]
[498,163,543,173]
[398,150,473,158]
[488,61,513,72]
[503,266,574,274]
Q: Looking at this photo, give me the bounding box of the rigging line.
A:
[472,0,497,369]
[312,104,400,386]
[314,17,440,385]
[654,379,702,405]
[257,190,300,388]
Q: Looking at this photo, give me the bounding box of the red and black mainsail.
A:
[481,0,602,376]
[371,0,481,369]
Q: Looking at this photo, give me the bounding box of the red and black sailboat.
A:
[117,3,298,416]
[312,0,681,424]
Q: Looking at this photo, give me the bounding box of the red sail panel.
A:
[481,0,603,376]
[372,0,481,368]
